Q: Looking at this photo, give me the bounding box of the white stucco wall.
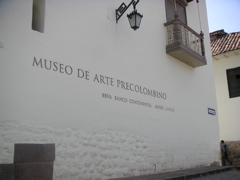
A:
[213,50,240,141]
[0,0,220,179]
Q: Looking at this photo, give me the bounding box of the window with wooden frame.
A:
[165,0,187,24]
[227,67,240,98]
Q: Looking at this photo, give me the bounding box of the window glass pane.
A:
[227,67,240,98]
[177,3,186,23]
[165,0,187,24]
[165,0,175,21]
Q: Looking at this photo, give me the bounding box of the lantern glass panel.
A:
[128,15,135,28]
[127,10,143,30]
[135,13,142,28]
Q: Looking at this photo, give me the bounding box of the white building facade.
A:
[0,0,220,179]
[211,30,240,141]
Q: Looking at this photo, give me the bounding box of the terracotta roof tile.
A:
[210,30,240,56]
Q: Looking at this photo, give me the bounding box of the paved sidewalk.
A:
[194,169,240,180]
[110,166,237,180]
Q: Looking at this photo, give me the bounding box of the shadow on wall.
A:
[0,143,55,180]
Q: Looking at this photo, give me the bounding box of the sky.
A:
[206,0,240,33]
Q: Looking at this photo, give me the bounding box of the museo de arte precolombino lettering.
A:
[32,57,167,100]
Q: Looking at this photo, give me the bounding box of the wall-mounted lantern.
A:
[116,0,143,30]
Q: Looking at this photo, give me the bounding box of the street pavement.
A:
[110,166,239,180]
[194,169,240,180]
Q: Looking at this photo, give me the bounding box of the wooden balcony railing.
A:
[164,19,207,67]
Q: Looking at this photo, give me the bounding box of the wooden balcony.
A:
[164,19,207,67]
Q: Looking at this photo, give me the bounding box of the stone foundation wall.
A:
[0,122,219,180]
[226,141,240,166]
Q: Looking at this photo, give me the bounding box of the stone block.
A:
[15,162,54,180]
[43,144,55,162]
[0,164,14,180]
[14,143,55,163]
[226,141,240,166]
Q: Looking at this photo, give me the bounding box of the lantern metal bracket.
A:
[116,0,139,23]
